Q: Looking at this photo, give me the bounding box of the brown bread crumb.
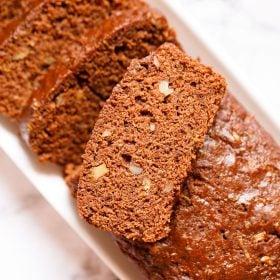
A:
[21,8,177,166]
[77,43,226,242]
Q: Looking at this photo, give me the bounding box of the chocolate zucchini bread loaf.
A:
[116,93,280,279]
[21,9,177,166]
[0,0,146,120]
[77,43,226,242]
[0,0,41,44]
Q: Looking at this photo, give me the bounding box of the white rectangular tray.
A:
[0,1,279,279]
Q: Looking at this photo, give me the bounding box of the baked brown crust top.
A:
[116,93,280,279]
[77,43,226,242]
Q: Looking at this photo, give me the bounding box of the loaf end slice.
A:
[77,43,226,242]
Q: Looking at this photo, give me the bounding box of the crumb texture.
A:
[116,93,280,279]
[0,0,145,120]
[24,9,177,166]
[0,0,41,43]
[77,43,226,242]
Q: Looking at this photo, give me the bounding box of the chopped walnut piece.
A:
[233,132,241,142]
[149,123,156,132]
[153,55,160,68]
[260,256,273,266]
[193,135,201,143]
[228,193,239,202]
[91,163,109,180]
[159,80,174,96]
[12,49,29,61]
[102,130,112,137]
[254,232,266,242]
[143,177,151,191]
[129,162,143,175]
[244,221,251,229]
[55,95,65,106]
[76,90,85,100]
[238,237,251,260]
[163,181,173,193]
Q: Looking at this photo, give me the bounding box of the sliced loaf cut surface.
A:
[0,0,146,120]
[21,8,177,166]
[0,0,42,44]
[77,43,226,242]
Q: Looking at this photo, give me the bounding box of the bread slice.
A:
[77,43,226,242]
[116,93,280,279]
[21,8,177,166]
[0,0,41,44]
[0,0,146,120]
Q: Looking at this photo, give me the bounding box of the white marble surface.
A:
[0,151,115,280]
[177,0,280,121]
[0,1,279,279]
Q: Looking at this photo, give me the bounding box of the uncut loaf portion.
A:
[0,0,146,120]
[66,92,280,279]
[77,43,226,242]
[0,0,42,44]
[21,8,177,166]
[116,93,280,280]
